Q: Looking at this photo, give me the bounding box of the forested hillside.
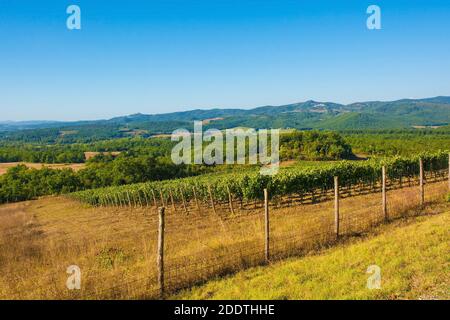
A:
[1,97,449,142]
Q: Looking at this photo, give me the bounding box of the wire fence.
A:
[0,157,449,300]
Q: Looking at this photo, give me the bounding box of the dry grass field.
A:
[175,208,450,300]
[83,152,121,160]
[0,181,448,299]
[0,162,85,175]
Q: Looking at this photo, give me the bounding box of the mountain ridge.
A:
[1,96,449,142]
[2,96,450,125]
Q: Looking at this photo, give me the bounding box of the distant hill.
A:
[310,113,404,130]
[0,120,63,131]
[1,96,449,142]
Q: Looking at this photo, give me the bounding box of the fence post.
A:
[264,188,270,263]
[157,207,165,299]
[419,158,424,206]
[382,166,388,221]
[334,176,340,239]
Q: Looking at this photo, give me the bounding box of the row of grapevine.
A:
[69,151,449,207]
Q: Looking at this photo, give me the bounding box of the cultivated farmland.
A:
[0,167,448,299]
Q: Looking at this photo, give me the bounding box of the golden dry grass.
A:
[84,152,121,160]
[0,181,448,299]
[0,162,85,175]
[174,209,450,300]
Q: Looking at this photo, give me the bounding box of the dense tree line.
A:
[280,131,353,160]
[0,138,176,164]
[0,166,81,202]
[0,146,86,163]
[0,154,207,203]
[80,154,207,188]
[341,128,450,135]
[0,131,354,164]
[344,133,450,156]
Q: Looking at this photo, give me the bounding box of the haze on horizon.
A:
[1,95,450,123]
[1,0,449,121]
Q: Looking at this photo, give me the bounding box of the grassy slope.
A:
[174,209,450,300]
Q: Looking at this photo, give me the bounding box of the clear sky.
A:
[0,0,449,121]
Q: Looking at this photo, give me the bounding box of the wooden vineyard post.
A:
[108,194,113,207]
[138,193,144,207]
[133,193,138,209]
[382,166,388,221]
[117,193,123,207]
[157,207,165,299]
[159,190,166,208]
[264,189,270,263]
[227,185,235,215]
[169,190,176,212]
[207,185,217,215]
[192,186,202,214]
[179,188,188,214]
[419,158,424,206]
[334,176,340,239]
[119,193,124,208]
[144,191,150,208]
[126,191,132,207]
[151,189,158,208]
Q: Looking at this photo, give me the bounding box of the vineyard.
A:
[2,152,449,299]
[71,151,449,210]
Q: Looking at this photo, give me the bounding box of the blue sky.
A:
[0,0,449,121]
